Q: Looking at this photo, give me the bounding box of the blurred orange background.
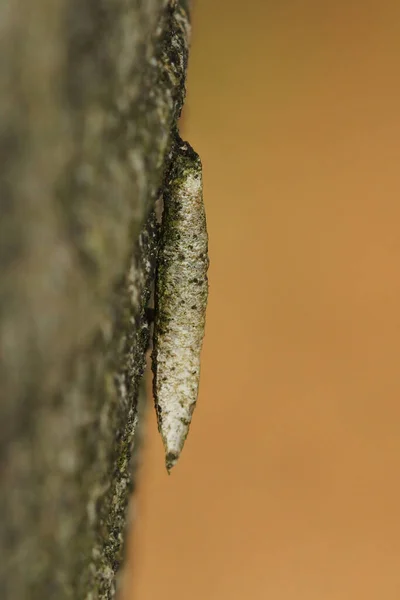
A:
[125,1,400,599]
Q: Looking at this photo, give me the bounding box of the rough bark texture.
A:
[0,0,192,598]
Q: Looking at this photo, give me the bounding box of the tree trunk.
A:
[0,1,192,597]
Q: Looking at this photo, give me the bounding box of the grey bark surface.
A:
[0,0,192,597]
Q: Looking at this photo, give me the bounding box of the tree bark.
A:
[0,1,192,597]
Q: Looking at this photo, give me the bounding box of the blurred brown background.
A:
[125,1,400,598]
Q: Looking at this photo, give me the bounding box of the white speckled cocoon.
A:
[152,137,209,471]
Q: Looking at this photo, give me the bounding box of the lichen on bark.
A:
[0,0,193,598]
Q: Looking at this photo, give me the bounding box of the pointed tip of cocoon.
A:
[158,407,192,472]
[162,423,187,472]
[165,450,179,473]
